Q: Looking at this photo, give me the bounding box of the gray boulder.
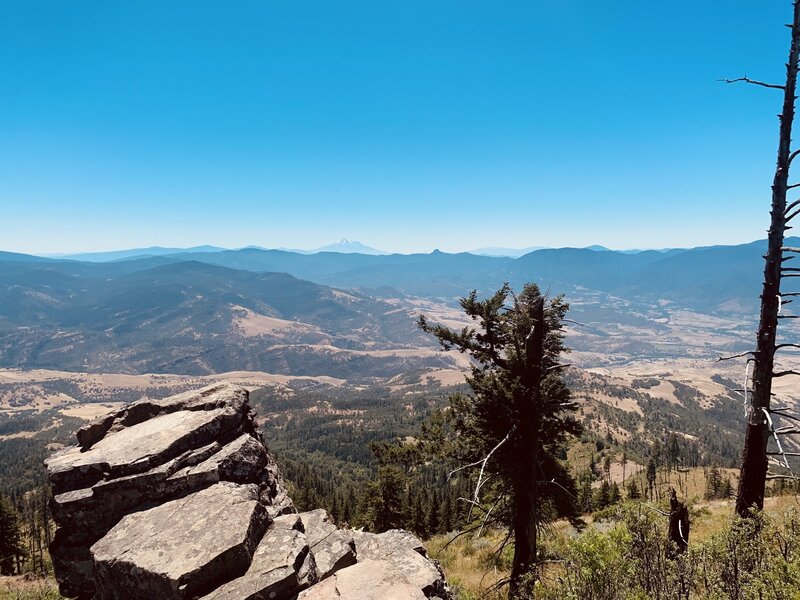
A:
[201,514,317,600]
[297,560,427,600]
[45,383,450,600]
[92,482,269,600]
[351,530,449,598]
[297,510,357,579]
[45,384,288,599]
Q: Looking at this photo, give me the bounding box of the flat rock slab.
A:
[297,560,427,600]
[47,406,244,493]
[351,530,444,596]
[76,384,248,449]
[201,514,317,600]
[51,433,267,546]
[298,510,356,579]
[92,482,269,600]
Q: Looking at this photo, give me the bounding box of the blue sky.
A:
[0,1,794,254]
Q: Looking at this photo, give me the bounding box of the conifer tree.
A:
[0,493,24,575]
[626,479,641,500]
[411,493,428,538]
[441,492,454,534]
[419,283,581,593]
[426,490,440,536]
[609,482,621,505]
[577,478,594,514]
[646,459,657,501]
[594,480,611,511]
[362,465,407,532]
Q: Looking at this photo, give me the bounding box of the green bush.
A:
[531,504,800,600]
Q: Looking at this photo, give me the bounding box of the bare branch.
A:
[762,408,791,469]
[720,76,785,90]
[717,350,756,361]
[771,411,800,423]
[440,524,483,551]
[786,199,800,213]
[562,319,586,327]
[448,427,515,521]
[774,370,800,377]
[478,494,506,536]
[472,430,514,502]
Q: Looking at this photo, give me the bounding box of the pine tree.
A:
[646,458,657,501]
[419,283,581,594]
[626,479,641,500]
[721,478,733,499]
[441,492,454,534]
[364,465,407,532]
[0,493,24,575]
[621,450,628,484]
[426,490,440,536]
[609,482,621,505]
[594,480,611,511]
[705,466,723,500]
[577,478,594,514]
[411,493,428,539]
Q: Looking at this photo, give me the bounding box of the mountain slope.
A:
[0,261,444,377]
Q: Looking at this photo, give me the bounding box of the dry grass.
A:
[428,530,510,600]
[0,577,63,600]
[427,466,800,600]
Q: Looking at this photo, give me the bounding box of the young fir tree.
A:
[361,465,407,532]
[705,466,723,500]
[626,479,641,500]
[419,283,581,593]
[646,458,657,501]
[441,492,454,534]
[0,493,24,575]
[426,490,440,536]
[411,493,428,539]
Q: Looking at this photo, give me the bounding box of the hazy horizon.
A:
[3,235,778,258]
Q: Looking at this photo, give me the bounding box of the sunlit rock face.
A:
[46,383,450,600]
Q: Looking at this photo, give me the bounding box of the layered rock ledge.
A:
[45,383,450,600]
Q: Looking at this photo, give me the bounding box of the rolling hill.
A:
[0,260,446,377]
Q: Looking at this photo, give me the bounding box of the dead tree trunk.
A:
[509,298,545,596]
[667,488,690,556]
[736,0,800,517]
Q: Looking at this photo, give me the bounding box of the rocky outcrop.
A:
[46,383,450,600]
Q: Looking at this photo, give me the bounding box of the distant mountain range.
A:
[51,239,388,261]
[46,245,227,262]
[8,238,799,313]
[1,237,795,376]
[48,241,672,261]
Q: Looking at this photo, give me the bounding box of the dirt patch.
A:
[230,305,328,339]
[60,403,125,421]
